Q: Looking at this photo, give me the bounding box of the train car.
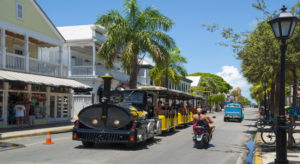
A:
[72,75,202,147]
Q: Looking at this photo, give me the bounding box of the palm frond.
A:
[137,7,174,31]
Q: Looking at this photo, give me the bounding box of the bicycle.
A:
[260,121,296,145]
[256,115,273,128]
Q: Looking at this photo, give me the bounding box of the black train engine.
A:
[72,75,161,147]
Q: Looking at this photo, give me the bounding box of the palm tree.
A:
[149,47,187,87]
[96,0,175,88]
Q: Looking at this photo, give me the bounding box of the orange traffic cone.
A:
[43,132,54,145]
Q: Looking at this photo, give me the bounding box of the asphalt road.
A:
[0,108,258,164]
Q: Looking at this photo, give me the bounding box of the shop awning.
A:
[0,70,91,90]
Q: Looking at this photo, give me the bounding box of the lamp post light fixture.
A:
[268,5,299,164]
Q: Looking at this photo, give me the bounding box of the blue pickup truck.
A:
[224,103,244,122]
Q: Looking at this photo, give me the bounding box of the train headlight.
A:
[114,120,120,125]
[92,119,98,125]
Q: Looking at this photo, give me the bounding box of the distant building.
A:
[234,87,242,95]
[138,57,192,93]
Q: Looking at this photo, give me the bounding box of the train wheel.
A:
[148,137,154,142]
[82,141,94,148]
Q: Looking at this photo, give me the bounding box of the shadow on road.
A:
[175,124,191,130]
[159,129,180,137]
[205,144,246,154]
[193,143,215,149]
[244,118,258,122]
[74,138,162,151]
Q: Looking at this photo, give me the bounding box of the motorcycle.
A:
[193,120,212,149]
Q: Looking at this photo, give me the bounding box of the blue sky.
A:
[36,0,297,101]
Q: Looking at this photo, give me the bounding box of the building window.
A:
[16,2,24,20]
[14,49,23,55]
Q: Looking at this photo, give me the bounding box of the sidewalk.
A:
[254,121,300,164]
[0,122,74,140]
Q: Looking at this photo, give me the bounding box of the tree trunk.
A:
[288,66,297,148]
[164,67,168,88]
[129,55,139,89]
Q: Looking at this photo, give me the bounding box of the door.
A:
[49,94,70,121]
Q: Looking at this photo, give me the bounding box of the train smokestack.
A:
[102,74,113,102]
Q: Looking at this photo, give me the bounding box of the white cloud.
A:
[216,66,253,102]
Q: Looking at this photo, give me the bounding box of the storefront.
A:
[0,70,91,128]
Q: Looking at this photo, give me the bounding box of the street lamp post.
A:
[267,90,270,120]
[268,5,299,164]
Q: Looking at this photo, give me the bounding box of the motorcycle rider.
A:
[193,108,216,137]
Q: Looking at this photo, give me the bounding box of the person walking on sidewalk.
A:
[14,101,26,127]
[28,102,35,126]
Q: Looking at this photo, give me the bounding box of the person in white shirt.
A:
[14,102,26,127]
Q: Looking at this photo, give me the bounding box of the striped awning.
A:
[0,70,91,90]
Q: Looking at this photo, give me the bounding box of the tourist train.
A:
[72,75,202,147]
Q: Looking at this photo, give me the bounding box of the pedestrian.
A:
[28,102,35,126]
[8,101,16,125]
[14,101,26,127]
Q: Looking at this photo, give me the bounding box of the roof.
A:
[124,86,202,99]
[0,70,91,90]
[186,76,201,87]
[32,0,65,43]
[57,24,105,42]
[140,57,155,66]
[235,87,241,91]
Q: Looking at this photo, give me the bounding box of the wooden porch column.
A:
[1,28,6,69]
[67,45,71,77]
[92,42,96,76]
[3,82,8,128]
[46,86,50,121]
[59,46,63,77]
[25,35,29,72]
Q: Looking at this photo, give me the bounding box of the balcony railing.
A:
[30,58,67,77]
[71,66,93,76]
[6,53,25,71]
[137,76,147,85]
[96,66,129,82]
[71,65,130,82]
[4,52,67,77]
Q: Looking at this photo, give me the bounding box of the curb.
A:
[0,126,73,140]
[253,130,263,164]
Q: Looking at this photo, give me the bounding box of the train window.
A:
[122,91,144,104]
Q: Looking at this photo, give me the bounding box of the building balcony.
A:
[0,28,67,77]
[71,65,129,82]
[0,52,68,77]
